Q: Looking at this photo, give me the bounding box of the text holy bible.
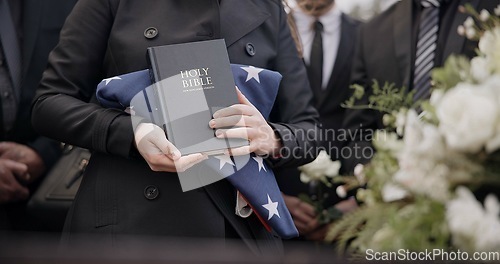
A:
[147,39,248,156]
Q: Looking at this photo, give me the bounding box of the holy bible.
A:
[147,39,248,156]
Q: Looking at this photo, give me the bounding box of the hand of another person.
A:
[305,197,359,241]
[210,87,282,157]
[0,158,30,203]
[134,123,208,172]
[0,142,45,183]
[282,193,320,236]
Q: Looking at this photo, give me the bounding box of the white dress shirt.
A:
[290,1,342,89]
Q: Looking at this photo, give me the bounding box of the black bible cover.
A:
[147,39,248,156]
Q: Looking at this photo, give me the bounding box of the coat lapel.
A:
[393,0,413,89]
[22,0,42,77]
[219,0,270,47]
[442,0,480,62]
[317,14,356,109]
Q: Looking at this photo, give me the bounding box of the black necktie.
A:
[413,0,440,101]
[309,20,323,96]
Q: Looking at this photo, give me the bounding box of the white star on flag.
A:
[102,76,122,85]
[262,194,280,220]
[252,156,266,172]
[214,154,235,170]
[241,66,264,83]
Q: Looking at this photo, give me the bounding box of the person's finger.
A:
[3,159,28,177]
[0,142,15,156]
[153,133,181,160]
[210,115,249,129]
[335,197,358,213]
[294,220,312,236]
[299,200,317,218]
[212,104,253,118]
[225,145,251,157]
[0,167,30,202]
[215,127,251,140]
[174,153,208,172]
[235,86,253,106]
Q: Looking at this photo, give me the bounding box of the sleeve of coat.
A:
[268,1,321,168]
[31,0,137,158]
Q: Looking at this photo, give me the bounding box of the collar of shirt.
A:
[291,1,342,89]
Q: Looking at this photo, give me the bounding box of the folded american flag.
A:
[96,64,299,238]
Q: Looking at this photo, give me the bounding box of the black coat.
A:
[31,0,320,254]
[341,0,499,173]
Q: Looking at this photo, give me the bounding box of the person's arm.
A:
[31,0,135,158]
[267,1,321,168]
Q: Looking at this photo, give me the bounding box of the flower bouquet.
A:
[298,150,344,224]
[326,4,500,257]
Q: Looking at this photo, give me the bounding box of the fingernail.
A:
[209,120,215,128]
[215,130,222,137]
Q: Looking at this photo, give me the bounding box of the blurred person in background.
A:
[341,0,499,173]
[276,0,360,241]
[0,0,77,231]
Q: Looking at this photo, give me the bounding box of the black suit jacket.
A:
[276,13,359,204]
[32,0,320,254]
[341,0,499,173]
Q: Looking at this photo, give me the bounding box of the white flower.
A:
[429,89,444,106]
[354,163,366,184]
[395,109,407,136]
[479,27,500,58]
[464,17,475,28]
[436,83,498,153]
[479,9,490,21]
[402,110,446,158]
[298,150,340,183]
[465,27,477,39]
[381,183,408,202]
[336,185,347,199]
[484,75,500,153]
[495,4,500,16]
[470,57,491,82]
[457,25,465,36]
[447,187,500,251]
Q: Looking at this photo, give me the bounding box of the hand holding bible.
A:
[210,87,282,157]
[134,123,208,172]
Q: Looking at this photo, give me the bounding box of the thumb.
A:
[153,132,181,160]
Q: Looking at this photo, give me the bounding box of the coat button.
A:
[144,27,158,39]
[245,43,256,56]
[144,185,159,200]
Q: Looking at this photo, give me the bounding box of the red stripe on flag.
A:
[241,193,272,233]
